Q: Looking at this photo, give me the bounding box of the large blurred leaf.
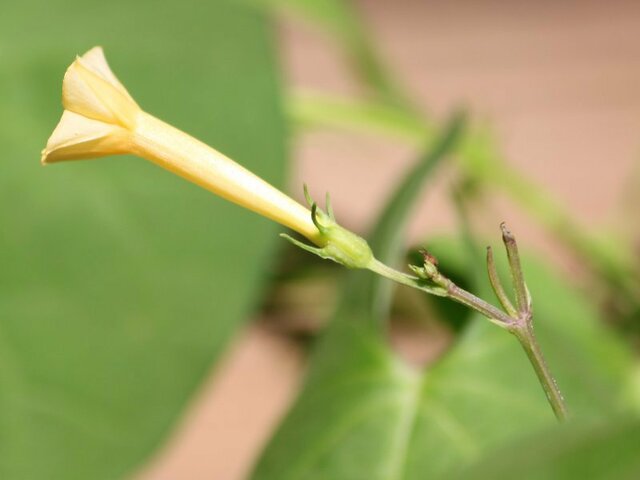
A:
[252,131,634,478]
[453,418,640,479]
[0,1,286,479]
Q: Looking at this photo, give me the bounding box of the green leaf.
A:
[0,1,286,479]
[453,418,640,479]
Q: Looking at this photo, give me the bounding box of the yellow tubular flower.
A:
[42,46,321,245]
[42,47,373,268]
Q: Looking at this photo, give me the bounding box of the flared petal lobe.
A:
[62,48,139,129]
[41,111,132,163]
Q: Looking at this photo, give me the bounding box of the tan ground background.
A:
[140,1,640,478]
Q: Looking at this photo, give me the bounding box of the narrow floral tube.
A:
[42,47,323,245]
[130,112,319,242]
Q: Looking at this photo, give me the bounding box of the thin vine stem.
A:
[368,258,513,325]
[511,323,569,421]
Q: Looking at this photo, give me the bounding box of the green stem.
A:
[486,246,518,317]
[368,259,445,296]
[446,283,513,326]
[512,323,569,422]
[368,259,513,325]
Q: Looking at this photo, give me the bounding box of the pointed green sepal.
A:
[286,186,375,269]
[280,233,329,259]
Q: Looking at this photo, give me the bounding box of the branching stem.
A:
[366,224,569,422]
[287,192,569,421]
[369,260,513,327]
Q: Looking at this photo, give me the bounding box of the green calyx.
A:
[281,186,374,269]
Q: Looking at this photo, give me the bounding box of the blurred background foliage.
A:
[1,0,640,479]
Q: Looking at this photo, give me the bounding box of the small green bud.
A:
[409,264,427,279]
[281,200,373,269]
[409,258,438,280]
[422,259,439,278]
